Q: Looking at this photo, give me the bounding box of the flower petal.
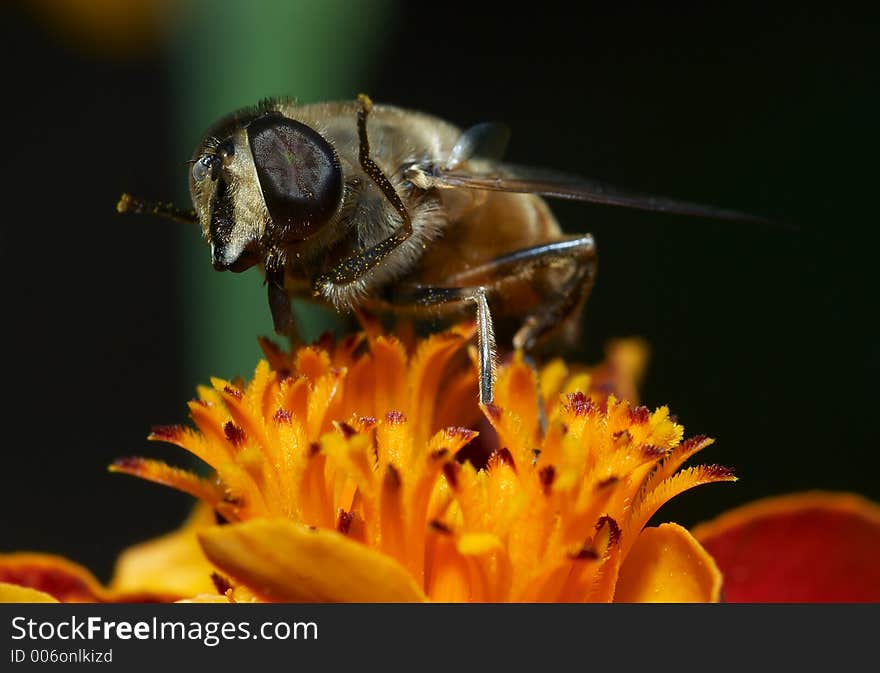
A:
[0,553,105,602]
[614,523,722,603]
[692,492,880,602]
[177,593,233,603]
[407,329,470,446]
[109,457,224,509]
[592,338,649,404]
[0,582,59,603]
[199,519,427,602]
[109,503,218,599]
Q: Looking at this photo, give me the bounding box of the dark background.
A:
[2,3,877,580]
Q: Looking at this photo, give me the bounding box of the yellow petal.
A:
[199,519,427,602]
[177,593,232,603]
[371,337,408,414]
[457,533,503,556]
[407,329,469,446]
[601,338,649,403]
[425,530,472,601]
[109,457,224,508]
[494,352,542,451]
[0,582,59,603]
[614,523,722,603]
[109,503,217,598]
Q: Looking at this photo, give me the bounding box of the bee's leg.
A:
[312,94,413,293]
[472,288,497,406]
[387,235,597,404]
[386,284,498,405]
[266,268,303,349]
[445,235,598,351]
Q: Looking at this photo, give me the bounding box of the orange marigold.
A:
[100,325,732,602]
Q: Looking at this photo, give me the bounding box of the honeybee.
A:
[119,94,767,404]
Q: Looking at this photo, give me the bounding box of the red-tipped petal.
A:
[0,582,60,603]
[693,492,880,602]
[0,554,106,602]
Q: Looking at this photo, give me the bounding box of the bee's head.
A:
[190,108,344,272]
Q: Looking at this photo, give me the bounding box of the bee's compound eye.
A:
[247,114,343,242]
[192,155,214,182]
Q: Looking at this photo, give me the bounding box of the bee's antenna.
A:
[116,193,198,225]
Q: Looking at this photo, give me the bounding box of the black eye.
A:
[192,155,213,182]
[192,154,222,183]
[247,114,343,242]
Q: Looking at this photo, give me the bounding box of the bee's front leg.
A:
[266,266,303,348]
[312,93,414,294]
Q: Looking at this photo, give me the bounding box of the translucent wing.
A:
[413,157,782,227]
[445,122,511,170]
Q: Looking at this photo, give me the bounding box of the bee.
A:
[119,94,769,405]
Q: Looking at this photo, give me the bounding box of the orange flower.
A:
[2,325,729,602]
[3,325,877,603]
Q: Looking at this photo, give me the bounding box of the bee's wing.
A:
[421,157,781,227]
[445,122,511,170]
